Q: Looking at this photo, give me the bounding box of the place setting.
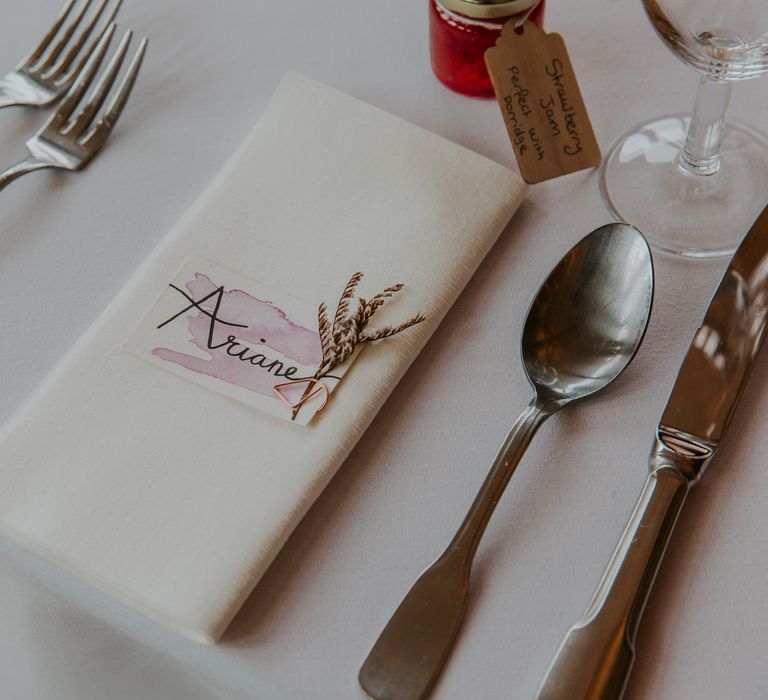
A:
[0,1,768,699]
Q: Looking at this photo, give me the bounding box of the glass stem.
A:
[677,77,732,176]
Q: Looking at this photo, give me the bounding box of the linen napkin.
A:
[0,72,525,643]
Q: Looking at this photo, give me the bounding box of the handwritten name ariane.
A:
[157,284,300,379]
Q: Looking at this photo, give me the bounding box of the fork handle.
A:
[535,466,689,700]
[0,157,53,192]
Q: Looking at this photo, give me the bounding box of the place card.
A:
[485,21,601,183]
[125,257,348,425]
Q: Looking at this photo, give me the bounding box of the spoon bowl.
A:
[360,223,654,700]
[523,223,654,404]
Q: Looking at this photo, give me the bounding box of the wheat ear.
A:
[291,273,425,421]
[359,314,427,343]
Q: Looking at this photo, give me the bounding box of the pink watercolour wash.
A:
[125,258,351,425]
[152,272,321,398]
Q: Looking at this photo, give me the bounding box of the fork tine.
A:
[45,22,115,131]
[19,0,77,69]
[44,0,118,82]
[83,36,147,149]
[33,0,95,74]
[65,28,131,137]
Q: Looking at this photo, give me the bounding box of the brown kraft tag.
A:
[485,21,601,184]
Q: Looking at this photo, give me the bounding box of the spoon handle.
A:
[359,397,551,700]
[535,465,689,700]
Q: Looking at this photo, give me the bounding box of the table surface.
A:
[2,1,768,699]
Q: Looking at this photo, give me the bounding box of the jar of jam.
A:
[429,0,546,98]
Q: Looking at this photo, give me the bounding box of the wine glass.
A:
[600,1,768,258]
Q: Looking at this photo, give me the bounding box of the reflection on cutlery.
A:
[0,23,147,193]
[359,224,654,700]
[0,0,123,109]
[536,203,768,700]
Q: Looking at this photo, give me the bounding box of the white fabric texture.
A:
[0,73,525,644]
[2,1,768,699]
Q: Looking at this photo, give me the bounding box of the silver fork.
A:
[0,23,147,193]
[0,0,122,109]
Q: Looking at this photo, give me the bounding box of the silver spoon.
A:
[359,223,654,700]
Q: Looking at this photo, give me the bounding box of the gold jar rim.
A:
[435,0,540,20]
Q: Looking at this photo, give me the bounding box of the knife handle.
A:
[535,465,690,700]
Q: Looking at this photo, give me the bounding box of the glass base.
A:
[599,114,768,258]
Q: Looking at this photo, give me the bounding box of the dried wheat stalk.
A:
[316,272,425,378]
[290,272,425,420]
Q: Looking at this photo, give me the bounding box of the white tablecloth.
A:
[1,1,767,699]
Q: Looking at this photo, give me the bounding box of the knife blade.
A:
[535,202,768,700]
[660,203,768,449]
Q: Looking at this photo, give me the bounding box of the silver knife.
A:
[535,202,768,700]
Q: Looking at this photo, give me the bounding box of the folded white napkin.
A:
[0,73,525,643]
